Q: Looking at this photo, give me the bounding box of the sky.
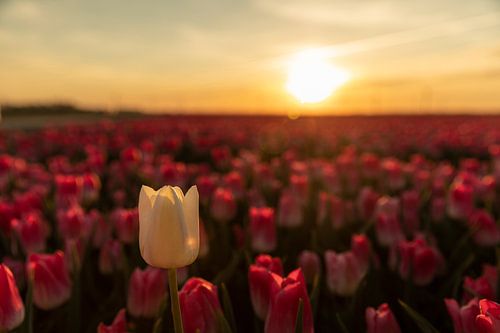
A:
[1,0,500,115]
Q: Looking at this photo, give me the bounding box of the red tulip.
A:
[255,254,283,275]
[127,267,167,318]
[179,277,222,333]
[249,207,277,253]
[277,190,303,228]
[112,208,139,244]
[357,187,379,221]
[476,299,500,333]
[27,251,72,310]
[398,238,442,286]
[57,205,86,240]
[468,210,500,247]
[210,187,237,223]
[444,298,480,333]
[351,234,372,272]
[375,214,404,247]
[447,182,474,220]
[0,264,25,331]
[249,265,282,320]
[11,211,48,253]
[97,308,128,333]
[365,303,401,333]
[265,269,314,333]
[99,239,123,274]
[463,265,497,302]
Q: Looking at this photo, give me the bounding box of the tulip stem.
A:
[168,268,184,333]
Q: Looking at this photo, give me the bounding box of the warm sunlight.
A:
[286,49,350,104]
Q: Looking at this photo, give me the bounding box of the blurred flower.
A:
[210,187,237,224]
[398,238,442,286]
[138,185,199,268]
[0,264,25,331]
[365,303,401,333]
[447,182,474,220]
[444,298,479,333]
[375,214,404,247]
[97,308,128,333]
[255,254,283,276]
[127,267,167,318]
[249,207,277,253]
[249,260,283,320]
[277,190,303,228]
[98,239,123,275]
[27,251,72,310]
[11,211,49,253]
[463,265,497,302]
[297,250,321,284]
[179,277,222,333]
[113,208,139,244]
[468,210,500,247]
[57,205,86,240]
[325,250,366,297]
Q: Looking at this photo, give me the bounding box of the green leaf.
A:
[309,273,320,318]
[294,298,304,333]
[220,283,237,333]
[216,310,233,333]
[335,313,349,333]
[398,300,441,333]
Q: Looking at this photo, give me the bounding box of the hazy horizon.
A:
[2,0,500,115]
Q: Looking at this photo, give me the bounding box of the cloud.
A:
[1,0,42,21]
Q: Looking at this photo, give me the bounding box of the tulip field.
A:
[2,114,500,333]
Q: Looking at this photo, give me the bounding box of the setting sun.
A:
[286,49,350,104]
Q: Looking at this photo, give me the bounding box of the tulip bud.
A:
[476,299,500,333]
[97,308,128,333]
[365,303,401,333]
[0,264,25,331]
[99,239,123,274]
[11,211,48,253]
[444,298,479,333]
[223,171,245,200]
[249,207,277,253]
[381,158,405,191]
[255,254,284,276]
[113,208,139,244]
[357,187,379,221]
[27,251,72,310]
[265,269,314,333]
[468,210,500,247]
[447,182,474,220]
[351,234,372,272]
[57,205,86,240]
[127,267,167,318]
[138,185,199,268]
[463,265,497,302]
[398,238,442,286]
[325,250,366,297]
[297,250,321,284]
[277,190,303,228]
[81,172,101,204]
[375,214,404,247]
[210,187,237,223]
[179,277,222,333]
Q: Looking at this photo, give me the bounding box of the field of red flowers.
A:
[1,115,500,333]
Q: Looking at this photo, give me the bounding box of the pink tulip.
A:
[365,303,401,333]
[351,234,372,272]
[0,264,25,331]
[357,187,379,221]
[179,277,222,333]
[127,267,167,318]
[97,308,128,333]
[444,298,480,333]
[249,207,277,253]
[297,250,321,283]
[277,190,303,228]
[325,250,366,297]
[476,299,500,333]
[265,269,314,333]
[375,214,405,247]
[27,251,72,310]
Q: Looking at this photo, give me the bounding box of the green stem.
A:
[169,268,184,333]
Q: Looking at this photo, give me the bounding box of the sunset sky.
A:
[1,0,500,115]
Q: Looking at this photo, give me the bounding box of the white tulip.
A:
[138,185,199,268]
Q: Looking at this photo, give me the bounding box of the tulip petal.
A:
[139,186,157,256]
[183,185,200,264]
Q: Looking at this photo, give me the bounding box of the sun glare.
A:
[286,49,350,104]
